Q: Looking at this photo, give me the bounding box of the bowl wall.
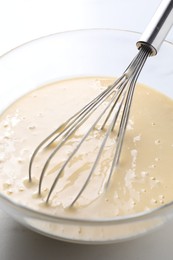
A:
[0,29,173,243]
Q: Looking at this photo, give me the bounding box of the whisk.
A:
[29,0,173,207]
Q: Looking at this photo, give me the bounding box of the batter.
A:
[0,77,173,220]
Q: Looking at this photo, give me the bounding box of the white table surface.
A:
[1,0,173,259]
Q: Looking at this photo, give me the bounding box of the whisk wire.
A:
[29,75,125,182]
[29,46,152,207]
[105,46,151,187]
[70,46,151,206]
[45,81,129,203]
[39,81,126,195]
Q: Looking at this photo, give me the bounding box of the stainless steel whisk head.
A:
[29,0,173,207]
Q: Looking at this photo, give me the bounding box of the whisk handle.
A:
[136,0,173,56]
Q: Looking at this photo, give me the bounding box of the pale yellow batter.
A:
[0,77,173,220]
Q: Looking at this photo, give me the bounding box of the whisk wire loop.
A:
[45,80,128,203]
[29,46,152,207]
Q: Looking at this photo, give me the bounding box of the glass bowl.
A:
[0,29,173,244]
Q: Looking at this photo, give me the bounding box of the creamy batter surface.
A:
[0,77,173,219]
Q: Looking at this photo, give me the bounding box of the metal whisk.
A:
[29,0,173,207]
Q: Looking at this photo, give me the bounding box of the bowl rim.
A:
[1,27,173,59]
[0,28,173,225]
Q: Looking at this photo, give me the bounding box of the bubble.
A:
[155,139,161,145]
[28,125,36,130]
[18,186,24,192]
[17,157,23,163]
[3,133,11,139]
[3,182,12,190]
[133,135,141,142]
[7,189,13,195]
[151,199,157,204]
[3,122,9,128]
[127,119,134,130]
[114,193,119,199]
[141,171,148,177]
[150,164,156,169]
[160,199,165,204]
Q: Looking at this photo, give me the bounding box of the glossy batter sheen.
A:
[0,77,173,220]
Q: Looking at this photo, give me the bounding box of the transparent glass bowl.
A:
[0,29,173,244]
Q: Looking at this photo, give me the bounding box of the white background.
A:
[1,0,173,259]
